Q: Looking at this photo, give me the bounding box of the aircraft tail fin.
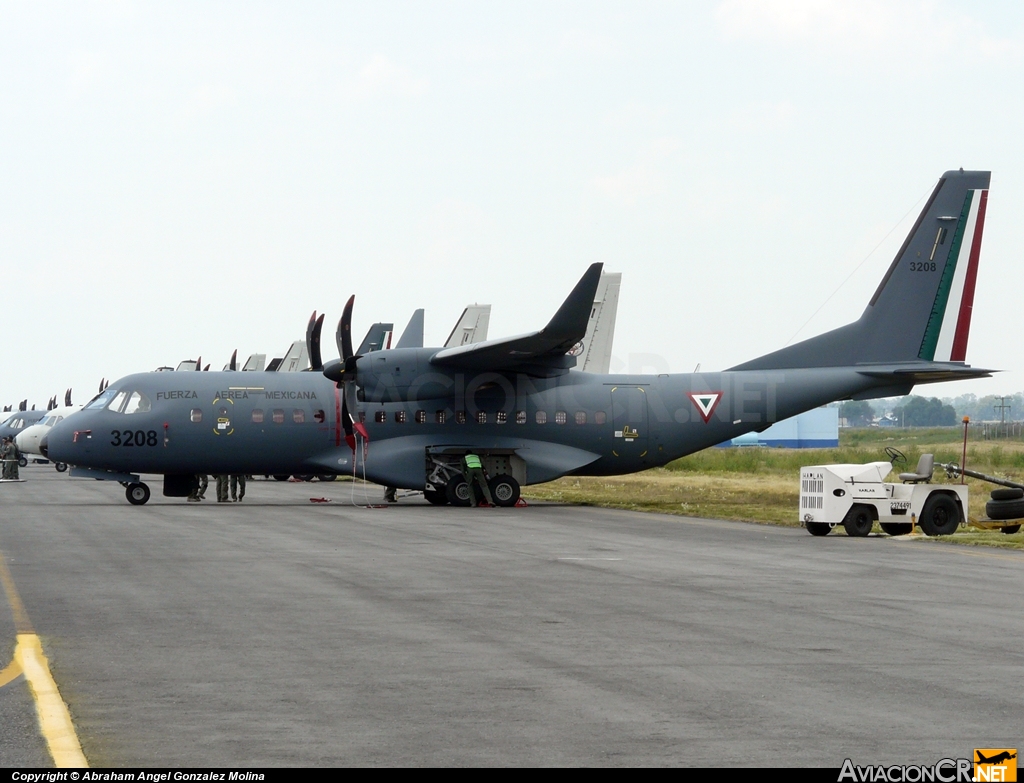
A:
[444,305,491,348]
[731,170,991,372]
[396,309,425,349]
[356,323,394,354]
[578,271,621,374]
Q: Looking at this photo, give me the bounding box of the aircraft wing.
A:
[854,362,995,383]
[430,263,603,373]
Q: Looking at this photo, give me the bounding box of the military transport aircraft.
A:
[16,389,82,472]
[44,169,993,510]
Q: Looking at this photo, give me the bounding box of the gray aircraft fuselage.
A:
[49,358,919,488]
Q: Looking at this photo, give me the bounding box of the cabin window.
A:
[252,409,265,423]
[415,410,426,424]
[516,410,526,424]
[456,411,467,424]
[272,409,285,424]
[496,411,507,424]
[595,411,607,425]
[575,411,587,425]
[107,391,129,413]
[435,410,446,424]
[85,389,118,410]
[375,411,386,424]
[555,411,567,425]
[395,410,407,423]
[476,411,487,424]
[190,408,203,423]
[123,392,151,415]
[313,409,325,424]
[293,409,305,424]
[535,411,547,424]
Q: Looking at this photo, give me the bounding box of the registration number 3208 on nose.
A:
[110,430,159,447]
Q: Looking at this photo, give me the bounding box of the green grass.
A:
[522,428,1024,550]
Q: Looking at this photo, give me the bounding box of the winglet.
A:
[544,263,604,339]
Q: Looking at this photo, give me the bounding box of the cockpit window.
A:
[85,389,118,410]
[123,392,151,415]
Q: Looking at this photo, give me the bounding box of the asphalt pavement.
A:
[0,467,1021,766]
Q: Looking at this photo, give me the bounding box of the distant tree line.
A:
[836,391,1024,427]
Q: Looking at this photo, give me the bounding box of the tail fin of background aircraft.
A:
[444,305,491,348]
[396,309,425,349]
[578,271,621,374]
[730,169,991,372]
[357,323,394,354]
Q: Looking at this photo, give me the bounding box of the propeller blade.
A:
[195,356,201,371]
[229,349,237,372]
[307,312,325,371]
[338,296,355,362]
[203,364,210,372]
[99,378,105,393]
[65,388,72,407]
[104,379,110,391]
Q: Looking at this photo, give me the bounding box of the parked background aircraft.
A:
[44,171,991,507]
[16,389,81,472]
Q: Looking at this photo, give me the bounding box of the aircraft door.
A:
[610,385,648,458]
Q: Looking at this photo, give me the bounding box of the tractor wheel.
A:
[805,522,832,537]
[1000,525,1021,535]
[841,506,874,537]
[985,498,1024,520]
[424,488,448,506]
[918,494,960,536]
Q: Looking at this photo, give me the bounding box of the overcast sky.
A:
[2,1,1022,412]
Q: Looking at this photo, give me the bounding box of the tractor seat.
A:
[899,453,934,483]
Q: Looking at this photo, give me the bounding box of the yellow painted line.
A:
[0,657,22,687]
[0,551,88,767]
[15,634,88,767]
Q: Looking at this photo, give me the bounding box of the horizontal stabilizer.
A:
[431,263,603,373]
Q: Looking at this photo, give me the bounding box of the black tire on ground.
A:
[805,521,832,536]
[317,474,337,482]
[273,475,289,482]
[919,494,961,536]
[488,474,521,507]
[1000,524,1021,535]
[297,475,314,482]
[990,487,1024,501]
[54,462,68,473]
[126,482,151,506]
[985,497,1024,520]
[424,488,448,505]
[18,456,27,468]
[446,475,472,507]
[841,506,874,537]
[880,522,913,536]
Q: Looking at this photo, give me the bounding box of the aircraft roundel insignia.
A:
[567,341,585,357]
[688,392,722,423]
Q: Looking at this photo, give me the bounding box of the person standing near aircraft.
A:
[187,474,209,502]
[461,452,493,508]
[215,474,229,503]
[1,437,19,480]
[230,474,246,502]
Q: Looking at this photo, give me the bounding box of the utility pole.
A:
[994,396,1011,437]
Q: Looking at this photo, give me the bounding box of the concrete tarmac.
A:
[0,467,1021,766]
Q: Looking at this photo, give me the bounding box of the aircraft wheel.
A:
[880,522,913,536]
[273,475,290,482]
[317,474,337,482]
[841,506,874,537]
[805,522,832,536]
[445,475,472,507]
[18,456,27,468]
[296,475,315,482]
[488,474,521,507]
[1000,525,1021,535]
[126,482,151,506]
[54,462,68,473]
[424,488,448,505]
[918,494,960,536]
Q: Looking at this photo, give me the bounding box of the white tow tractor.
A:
[799,448,1024,537]
[800,449,965,537]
